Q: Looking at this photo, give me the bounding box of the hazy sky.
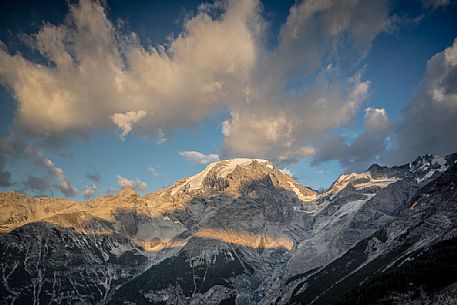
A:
[0,0,456,199]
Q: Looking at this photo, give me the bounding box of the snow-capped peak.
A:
[167,158,320,202]
[213,158,273,177]
[170,158,274,195]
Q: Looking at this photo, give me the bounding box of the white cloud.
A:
[0,137,77,196]
[384,38,457,164]
[219,0,388,163]
[40,158,78,197]
[0,0,258,142]
[279,168,293,176]
[0,0,389,163]
[277,146,317,163]
[0,154,12,187]
[116,175,148,192]
[147,165,160,177]
[364,107,391,132]
[313,107,392,170]
[179,151,220,164]
[83,184,97,200]
[110,110,146,140]
[221,77,370,163]
[35,157,78,197]
[421,0,450,9]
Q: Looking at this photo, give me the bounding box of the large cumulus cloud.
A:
[220,0,389,162]
[0,0,390,165]
[316,38,457,169]
[384,38,457,165]
[0,0,259,141]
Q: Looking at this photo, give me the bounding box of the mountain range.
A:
[1,154,457,305]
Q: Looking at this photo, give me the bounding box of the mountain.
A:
[0,155,456,305]
[284,157,457,305]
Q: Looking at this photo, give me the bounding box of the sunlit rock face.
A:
[1,154,456,305]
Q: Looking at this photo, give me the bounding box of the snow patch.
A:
[355,177,400,189]
[217,158,272,177]
[287,181,316,202]
[324,172,399,197]
[315,194,375,231]
[327,172,371,195]
[415,155,448,183]
[170,162,218,195]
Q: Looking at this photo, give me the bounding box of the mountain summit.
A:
[165,158,317,200]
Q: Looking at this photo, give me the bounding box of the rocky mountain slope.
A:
[284,158,457,305]
[0,155,456,305]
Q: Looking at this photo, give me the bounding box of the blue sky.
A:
[0,0,456,199]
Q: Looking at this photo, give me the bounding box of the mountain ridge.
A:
[2,153,453,205]
[1,153,457,305]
